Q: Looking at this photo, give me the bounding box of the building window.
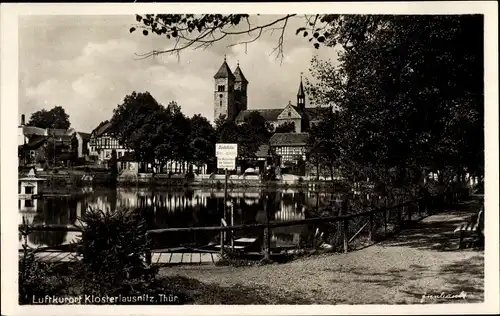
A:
[288,112,291,117]
[25,186,34,194]
[218,85,225,92]
[220,99,223,107]
[25,199,33,208]
[118,152,123,157]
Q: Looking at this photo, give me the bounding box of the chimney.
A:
[21,114,25,126]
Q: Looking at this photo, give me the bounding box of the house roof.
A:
[77,132,91,141]
[21,126,46,136]
[46,128,69,137]
[269,133,309,146]
[235,109,284,122]
[214,61,235,80]
[49,134,73,142]
[256,145,270,158]
[233,65,248,84]
[23,136,48,149]
[92,121,114,137]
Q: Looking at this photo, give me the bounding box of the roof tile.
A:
[235,109,284,122]
[214,61,235,80]
[269,133,309,146]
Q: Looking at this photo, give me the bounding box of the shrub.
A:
[74,207,155,292]
[18,222,63,304]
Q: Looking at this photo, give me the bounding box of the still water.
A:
[19,188,342,251]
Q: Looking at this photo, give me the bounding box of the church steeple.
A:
[297,73,305,111]
[214,55,235,80]
[214,56,237,121]
[234,62,248,84]
[233,60,248,114]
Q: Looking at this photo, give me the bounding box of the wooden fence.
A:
[19,190,467,264]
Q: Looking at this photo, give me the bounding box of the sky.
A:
[19,15,340,133]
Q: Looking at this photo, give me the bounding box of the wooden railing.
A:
[19,190,467,264]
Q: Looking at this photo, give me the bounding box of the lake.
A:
[19,187,345,251]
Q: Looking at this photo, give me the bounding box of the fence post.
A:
[145,232,152,266]
[343,218,349,253]
[383,200,388,237]
[397,206,403,231]
[312,223,316,249]
[263,194,271,261]
[369,213,374,242]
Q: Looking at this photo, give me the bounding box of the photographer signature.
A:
[420,291,468,303]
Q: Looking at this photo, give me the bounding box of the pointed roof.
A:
[297,77,305,97]
[214,58,235,80]
[234,64,248,84]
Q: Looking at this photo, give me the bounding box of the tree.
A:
[215,115,239,144]
[109,149,118,183]
[275,121,295,133]
[44,138,70,167]
[27,106,70,129]
[306,15,483,200]
[307,110,344,183]
[111,91,169,173]
[159,101,191,172]
[188,114,216,171]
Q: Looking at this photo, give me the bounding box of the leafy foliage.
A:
[75,207,153,289]
[306,15,484,198]
[187,114,217,170]
[109,149,118,181]
[18,221,61,304]
[111,92,195,173]
[27,106,71,129]
[215,112,272,159]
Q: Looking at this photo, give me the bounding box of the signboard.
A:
[217,157,236,170]
[216,143,238,158]
[216,143,238,170]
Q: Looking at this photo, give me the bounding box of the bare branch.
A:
[269,16,289,64]
[133,14,297,59]
[226,28,263,48]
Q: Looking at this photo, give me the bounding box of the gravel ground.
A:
[159,197,484,304]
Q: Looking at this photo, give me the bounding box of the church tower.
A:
[297,74,306,112]
[233,61,248,114]
[214,56,236,121]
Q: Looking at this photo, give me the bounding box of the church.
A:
[213,57,331,169]
[213,57,329,133]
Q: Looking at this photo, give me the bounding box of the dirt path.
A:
[159,196,484,304]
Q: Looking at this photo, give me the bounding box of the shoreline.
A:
[21,170,349,190]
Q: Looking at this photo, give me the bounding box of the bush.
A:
[74,207,155,292]
[18,223,63,303]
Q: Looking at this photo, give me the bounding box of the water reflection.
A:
[19,188,341,250]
